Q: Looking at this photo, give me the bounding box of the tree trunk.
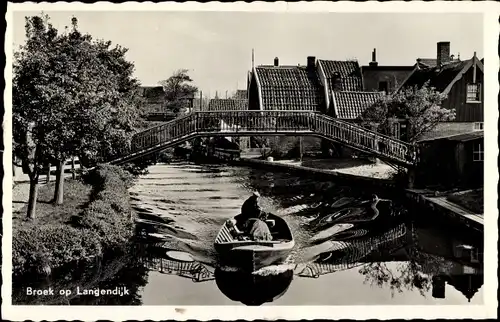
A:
[27,177,39,219]
[53,159,65,205]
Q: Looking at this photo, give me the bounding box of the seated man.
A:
[234,192,262,230]
[229,193,273,241]
[244,211,273,241]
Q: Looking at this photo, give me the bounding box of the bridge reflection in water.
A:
[136,219,483,305]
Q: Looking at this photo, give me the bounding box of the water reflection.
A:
[134,219,482,305]
[215,267,294,306]
[14,163,483,306]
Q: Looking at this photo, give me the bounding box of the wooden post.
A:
[71,156,76,180]
[46,163,50,183]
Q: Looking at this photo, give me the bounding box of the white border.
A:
[3,2,499,321]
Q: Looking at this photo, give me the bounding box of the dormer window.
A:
[466,83,481,103]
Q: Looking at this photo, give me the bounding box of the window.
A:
[473,142,484,161]
[473,122,484,131]
[467,83,481,103]
[378,81,389,94]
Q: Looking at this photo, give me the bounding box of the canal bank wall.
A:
[233,157,483,232]
[405,189,483,233]
[236,157,398,191]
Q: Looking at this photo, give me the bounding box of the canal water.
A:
[12,162,484,306]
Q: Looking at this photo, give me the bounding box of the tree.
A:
[159,69,198,115]
[358,83,454,143]
[13,14,145,216]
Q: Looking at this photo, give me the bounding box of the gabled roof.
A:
[399,57,483,95]
[332,91,385,119]
[208,98,248,111]
[317,60,363,91]
[254,66,323,111]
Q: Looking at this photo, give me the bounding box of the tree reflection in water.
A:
[12,244,150,305]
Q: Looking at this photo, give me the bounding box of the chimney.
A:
[307,56,316,70]
[437,41,451,67]
[369,48,378,67]
[274,57,279,67]
[331,72,342,91]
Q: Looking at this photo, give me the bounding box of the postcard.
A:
[2,1,498,321]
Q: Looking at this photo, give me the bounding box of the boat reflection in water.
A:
[215,266,294,306]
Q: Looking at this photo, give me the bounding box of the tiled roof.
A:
[233,89,248,99]
[255,66,323,111]
[318,60,363,91]
[208,99,248,111]
[403,60,471,93]
[332,91,385,119]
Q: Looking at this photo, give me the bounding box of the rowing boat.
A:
[214,213,295,272]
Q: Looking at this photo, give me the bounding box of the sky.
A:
[12,11,483,98]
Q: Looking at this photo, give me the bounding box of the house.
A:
[398,41,484,140]
[361,48,415,94]
[247,56,389,154]
[247,57,326,152]
[248,56,325,111]
[208,98,248,111]
[416,131,483,188]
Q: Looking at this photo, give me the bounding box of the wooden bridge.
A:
[109,110,418,167]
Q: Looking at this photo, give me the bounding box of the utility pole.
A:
[200,90,203,111]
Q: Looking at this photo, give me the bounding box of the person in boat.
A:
[235,191,262,229]
[228,192,273,241]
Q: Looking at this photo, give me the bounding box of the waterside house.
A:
[415,131,483,188]
[247,56,389,155]
[247,56,325,154]
[398,41,484,140]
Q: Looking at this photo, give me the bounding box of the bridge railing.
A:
[124,110,417,166]
[313,114,417,165]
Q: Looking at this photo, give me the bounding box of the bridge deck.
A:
[108,110,418,167]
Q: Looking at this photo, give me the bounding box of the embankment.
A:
[12,164,136,277]
[237,157,398,191]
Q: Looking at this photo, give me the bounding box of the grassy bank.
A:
[12,165,136,277]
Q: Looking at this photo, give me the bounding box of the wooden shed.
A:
[416,131,484,189]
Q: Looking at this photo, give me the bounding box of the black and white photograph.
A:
[2,2,498,321]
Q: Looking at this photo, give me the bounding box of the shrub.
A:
[13,224,102,276]
[76,164,135,252]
